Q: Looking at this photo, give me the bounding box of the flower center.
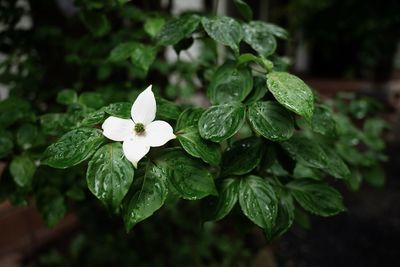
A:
[134,123,145,135]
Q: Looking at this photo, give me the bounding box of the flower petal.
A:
[131,85,156,125]
[122,137,150,168]
[145,120,176,147]
[102,116,134,142]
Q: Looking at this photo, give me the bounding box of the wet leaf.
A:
[156,97,182,120]
[243,21,277,57]
[87,143,134,211]
[311,105,337,136]
[201,16,243,52]
[80,109,105,127]
[176,107,204,131]
[262,23,289,39]
[239,175,278,235]
[177,126,221,166]
[267,72,314,119]
[157,14,200,45]
[244,76,268,104]
[42,128,105,169]
[321,144,351,179]
[203,178,239,221]
[221,137,262,176]
[248,101,294,141]
[158,149,217,200]
[280,135,328,169]
[123,163,168,231]
[287,179,345,216]
[198,103,246,142]
[207,61,253,105]
[104,102,131,119]
[271,189,295,238]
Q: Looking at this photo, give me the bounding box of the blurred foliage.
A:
[288,0,400,80]
[0,0,389,266]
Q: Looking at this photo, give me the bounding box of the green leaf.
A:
[17,123,39,150]
[40,114,64,133]
[80,109,105,127]
[176,107,204,131]
[233,0,253,21]
[243,21,277,57]
[336,142,367,166]
[293,162,323,180]
[42,128,105,169]
[156,97,181,120]
[123,163,168,231]
[177,126,221,166]
[57,89,78,105]
[79,92,105,109]
[284,134,349,179]
[104,102,131,119]
[346,168,362,191]
[109,42,156,73]
[203,178,239,221]
[201,16,243,52]
[271,189,295,238]
[287,179,345,217]
[363,118,388,137]
[267,72,314,119]
[10,155,36,188]
[244,76,268,104]
[311,105,337,136]
[362,118,387,150]
[198,103,246,142]
[262,23,289,39]
[207,61,253,104]
[0,97,31,128]
[321,144,351,179]
[80,11,110,37]
[248,101,294,141]
[280,135,328,169]
[221,137,262,176]
[0,133,13,159]
[157,14,200,46]
[158,149,217,200]
[239,175,278,235]
[144,17,165,38]
[129,44,157,74]
[36,188,66,227]
[49,110,84,133]
[87,143,134,211]
[237,53,260,65]
[109,42,137,62]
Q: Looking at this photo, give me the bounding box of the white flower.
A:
[101,85,175,167]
